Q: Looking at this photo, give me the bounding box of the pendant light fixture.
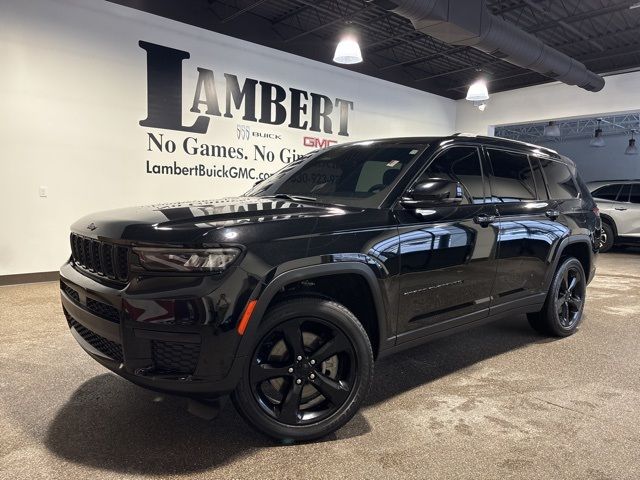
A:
[590,119,605,147]
[333,35,363,64]
[626,131,638,155]
[543,121,561,137]
[466,79,489,102]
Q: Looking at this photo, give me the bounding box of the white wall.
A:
[455,71,640,136]
[0,0,456,276]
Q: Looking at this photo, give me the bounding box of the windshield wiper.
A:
[270,193,317,202]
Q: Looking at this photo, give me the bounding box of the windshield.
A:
[244,142,428,207]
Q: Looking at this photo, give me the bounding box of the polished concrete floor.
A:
[1,251,639,479]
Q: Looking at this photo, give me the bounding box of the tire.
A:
[599,222,615,253]
[527,257,587,337]
[231,297,374,442]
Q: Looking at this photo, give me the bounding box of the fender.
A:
[235,261,389,358]
[543,234,595,289]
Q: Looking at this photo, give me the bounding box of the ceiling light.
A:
[466,79,489,102]
[590,129,605,147]
[333,36,363,64]
[473,101,487,111]
[543,121,561,137]
[626,132,638,155]
[590,120,605,147]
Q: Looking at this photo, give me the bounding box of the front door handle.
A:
[545,209,560,220]
[474,214,496,227]
[614,207,628,211]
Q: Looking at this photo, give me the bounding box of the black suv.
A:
[60,134,600,441]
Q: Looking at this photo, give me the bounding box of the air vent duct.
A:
[375,0,605,92]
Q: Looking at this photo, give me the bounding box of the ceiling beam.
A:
[521,0,605,52]
[220,0,269,23]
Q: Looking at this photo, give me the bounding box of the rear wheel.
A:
[232,297,373,441]
[599,222,614,252]
[528,257,586,337]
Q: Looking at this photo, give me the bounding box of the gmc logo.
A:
[303,136,338,148]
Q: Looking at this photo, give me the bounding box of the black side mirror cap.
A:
[401,178,463,208]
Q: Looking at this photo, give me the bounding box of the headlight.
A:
[134,247,241,272]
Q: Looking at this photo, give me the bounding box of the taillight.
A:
[592,206,600,217]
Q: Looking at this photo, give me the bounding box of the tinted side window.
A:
[630,184,640,204]
[618,184,632,202]
[591,184,622,200]
[417,146,485,204]
[486,149,536,202]
[530,156,549,200]
[539,159,579,199]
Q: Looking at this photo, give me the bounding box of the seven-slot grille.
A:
[70,233,129,282]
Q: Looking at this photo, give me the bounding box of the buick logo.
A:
[86,223,97,231]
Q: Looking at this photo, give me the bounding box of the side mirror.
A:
[401,178,463,208]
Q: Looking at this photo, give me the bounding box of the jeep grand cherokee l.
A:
[60,134,599,441]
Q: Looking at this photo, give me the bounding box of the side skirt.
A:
[378,300,545,359]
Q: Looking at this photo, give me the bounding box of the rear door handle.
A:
[474,214,496,227]
[545,209,560,220]
[614,207,628,211]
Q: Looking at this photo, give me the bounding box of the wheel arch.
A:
[545,235,595,288]
[237,262,388,359]
[599,213,618,236]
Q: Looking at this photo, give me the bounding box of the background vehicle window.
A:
[416,146,485,205]
[591,184,622,200]
[630,184,640,204]
[539,159,579,199]
[618,184,632,202]
[486,149,536,202]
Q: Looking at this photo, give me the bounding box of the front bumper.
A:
[59,261,257,397]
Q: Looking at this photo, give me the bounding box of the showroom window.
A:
[417,146,485,204]
[591,184,622,201]
[539,159,579,199]
[486,149,537,202]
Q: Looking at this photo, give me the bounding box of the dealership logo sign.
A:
[139,41,354,137]
[303,136,338,148]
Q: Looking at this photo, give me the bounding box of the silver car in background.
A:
[588,180,640,252]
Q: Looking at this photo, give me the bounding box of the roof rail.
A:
[451,132,560,156]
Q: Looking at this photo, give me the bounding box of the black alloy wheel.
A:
[232,297,373,441]
[555,264,585,330]
[528,257,586,337]
[250,317,355,425]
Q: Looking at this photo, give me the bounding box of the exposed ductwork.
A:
[374,0,605,92]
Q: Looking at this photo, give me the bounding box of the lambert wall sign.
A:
[139,41,354,182]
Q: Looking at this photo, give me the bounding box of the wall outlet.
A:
[39,186,48,197]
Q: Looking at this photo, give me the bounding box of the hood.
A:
[71,196,358,245]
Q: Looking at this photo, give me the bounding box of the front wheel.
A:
[232,297,374,441]
[528,257,586,337]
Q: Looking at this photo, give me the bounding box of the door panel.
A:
[396,146,499,341]
[613,184,640,237]
[486,152,567,305]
